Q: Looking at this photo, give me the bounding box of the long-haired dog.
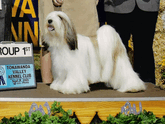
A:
[44,11,146,94]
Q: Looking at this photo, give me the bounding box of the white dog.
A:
[44,11,146,94]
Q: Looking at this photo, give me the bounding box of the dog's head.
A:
[45,11,78,50]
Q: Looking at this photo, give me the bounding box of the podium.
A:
[0,83,165,123]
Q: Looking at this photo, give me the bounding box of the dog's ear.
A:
[58,14,78,50]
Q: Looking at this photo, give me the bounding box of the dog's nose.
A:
[48,19,53,24]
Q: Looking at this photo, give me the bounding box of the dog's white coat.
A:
[44,11,146,94]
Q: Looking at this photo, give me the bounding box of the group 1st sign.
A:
[0,42,36,90]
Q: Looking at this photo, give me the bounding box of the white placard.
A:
[0,43,32,58]
[0,0,2,10]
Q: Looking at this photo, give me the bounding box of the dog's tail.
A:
[97,25,146,92]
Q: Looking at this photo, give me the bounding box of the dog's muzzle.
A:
[48,25,55,31]
[47,19,55,31]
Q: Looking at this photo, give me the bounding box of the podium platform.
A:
[0,83,165,123]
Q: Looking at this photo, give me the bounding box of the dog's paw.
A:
[60,84,90,94]
[50,79,90,94]
[50,83,58,90]
[117,82,146,93]
[60,79,90,94]
[50,80,61,91]
[118,88,142,93]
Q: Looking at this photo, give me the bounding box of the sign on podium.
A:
[0,41,36,90]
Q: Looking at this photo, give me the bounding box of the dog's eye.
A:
[58,16,63,21]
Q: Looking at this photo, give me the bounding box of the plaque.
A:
[0,41,36,90]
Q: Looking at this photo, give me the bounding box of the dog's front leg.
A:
[50,77,63,91]
[59,71,90,94]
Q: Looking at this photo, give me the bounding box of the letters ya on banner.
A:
[12,0,39,48]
